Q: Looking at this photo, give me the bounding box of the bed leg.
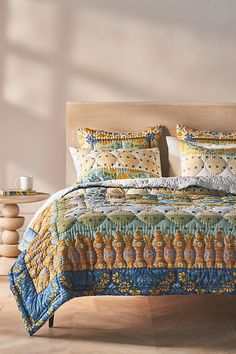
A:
[49,314,54,328]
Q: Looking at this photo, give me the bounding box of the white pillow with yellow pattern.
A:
[69,147,162,183]
[167,124,236,177]
[179,140,236,177]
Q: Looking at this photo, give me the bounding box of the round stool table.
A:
[0,193,50,275]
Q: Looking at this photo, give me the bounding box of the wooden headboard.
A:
[66,102,236,186]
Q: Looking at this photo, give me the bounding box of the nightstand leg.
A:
[0,204,24,275]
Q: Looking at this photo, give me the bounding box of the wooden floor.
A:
[0,277,235,354]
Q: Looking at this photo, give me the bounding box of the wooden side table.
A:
[0,193,50,275]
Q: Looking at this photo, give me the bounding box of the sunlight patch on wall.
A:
[2,53,53,118]
[6,0,57,54]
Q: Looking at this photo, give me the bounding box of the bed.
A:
[9,102,236,335]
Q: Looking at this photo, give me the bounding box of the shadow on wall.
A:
[0,0,236,191]
[0,1,67,191]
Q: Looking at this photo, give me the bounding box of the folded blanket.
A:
[9,176,236,335]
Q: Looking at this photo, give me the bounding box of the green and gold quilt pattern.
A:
[9,177,236,335]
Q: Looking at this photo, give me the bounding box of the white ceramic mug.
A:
[15,176,33,191]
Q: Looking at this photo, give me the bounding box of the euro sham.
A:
[177,124,236,144]
[69,147,162,182]
[77,126,162,149]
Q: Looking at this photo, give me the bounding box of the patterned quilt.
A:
[9,176,236,335]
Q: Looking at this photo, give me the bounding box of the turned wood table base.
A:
[0,193,50,275]
[0,203,23,275]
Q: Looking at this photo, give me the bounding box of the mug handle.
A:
[15,178,20,189]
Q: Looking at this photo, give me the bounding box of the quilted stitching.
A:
[9,177,236,335]
[179,141,236,177]
[70,147,162,182]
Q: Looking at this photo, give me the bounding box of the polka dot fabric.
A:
[69,147,162,182]
[179,141,236,177]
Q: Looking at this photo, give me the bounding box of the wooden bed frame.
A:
[66,102,236,185]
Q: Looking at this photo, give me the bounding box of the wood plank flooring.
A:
[0,276,235,354]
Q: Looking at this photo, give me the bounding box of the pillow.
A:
[77,126,162,150]
[166,136,181,177]
[179,140,236,177]
[166,136,236,177]
[176,124,236,145]
[69,147,162,182]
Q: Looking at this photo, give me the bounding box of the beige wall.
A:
[0,0,236,224]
